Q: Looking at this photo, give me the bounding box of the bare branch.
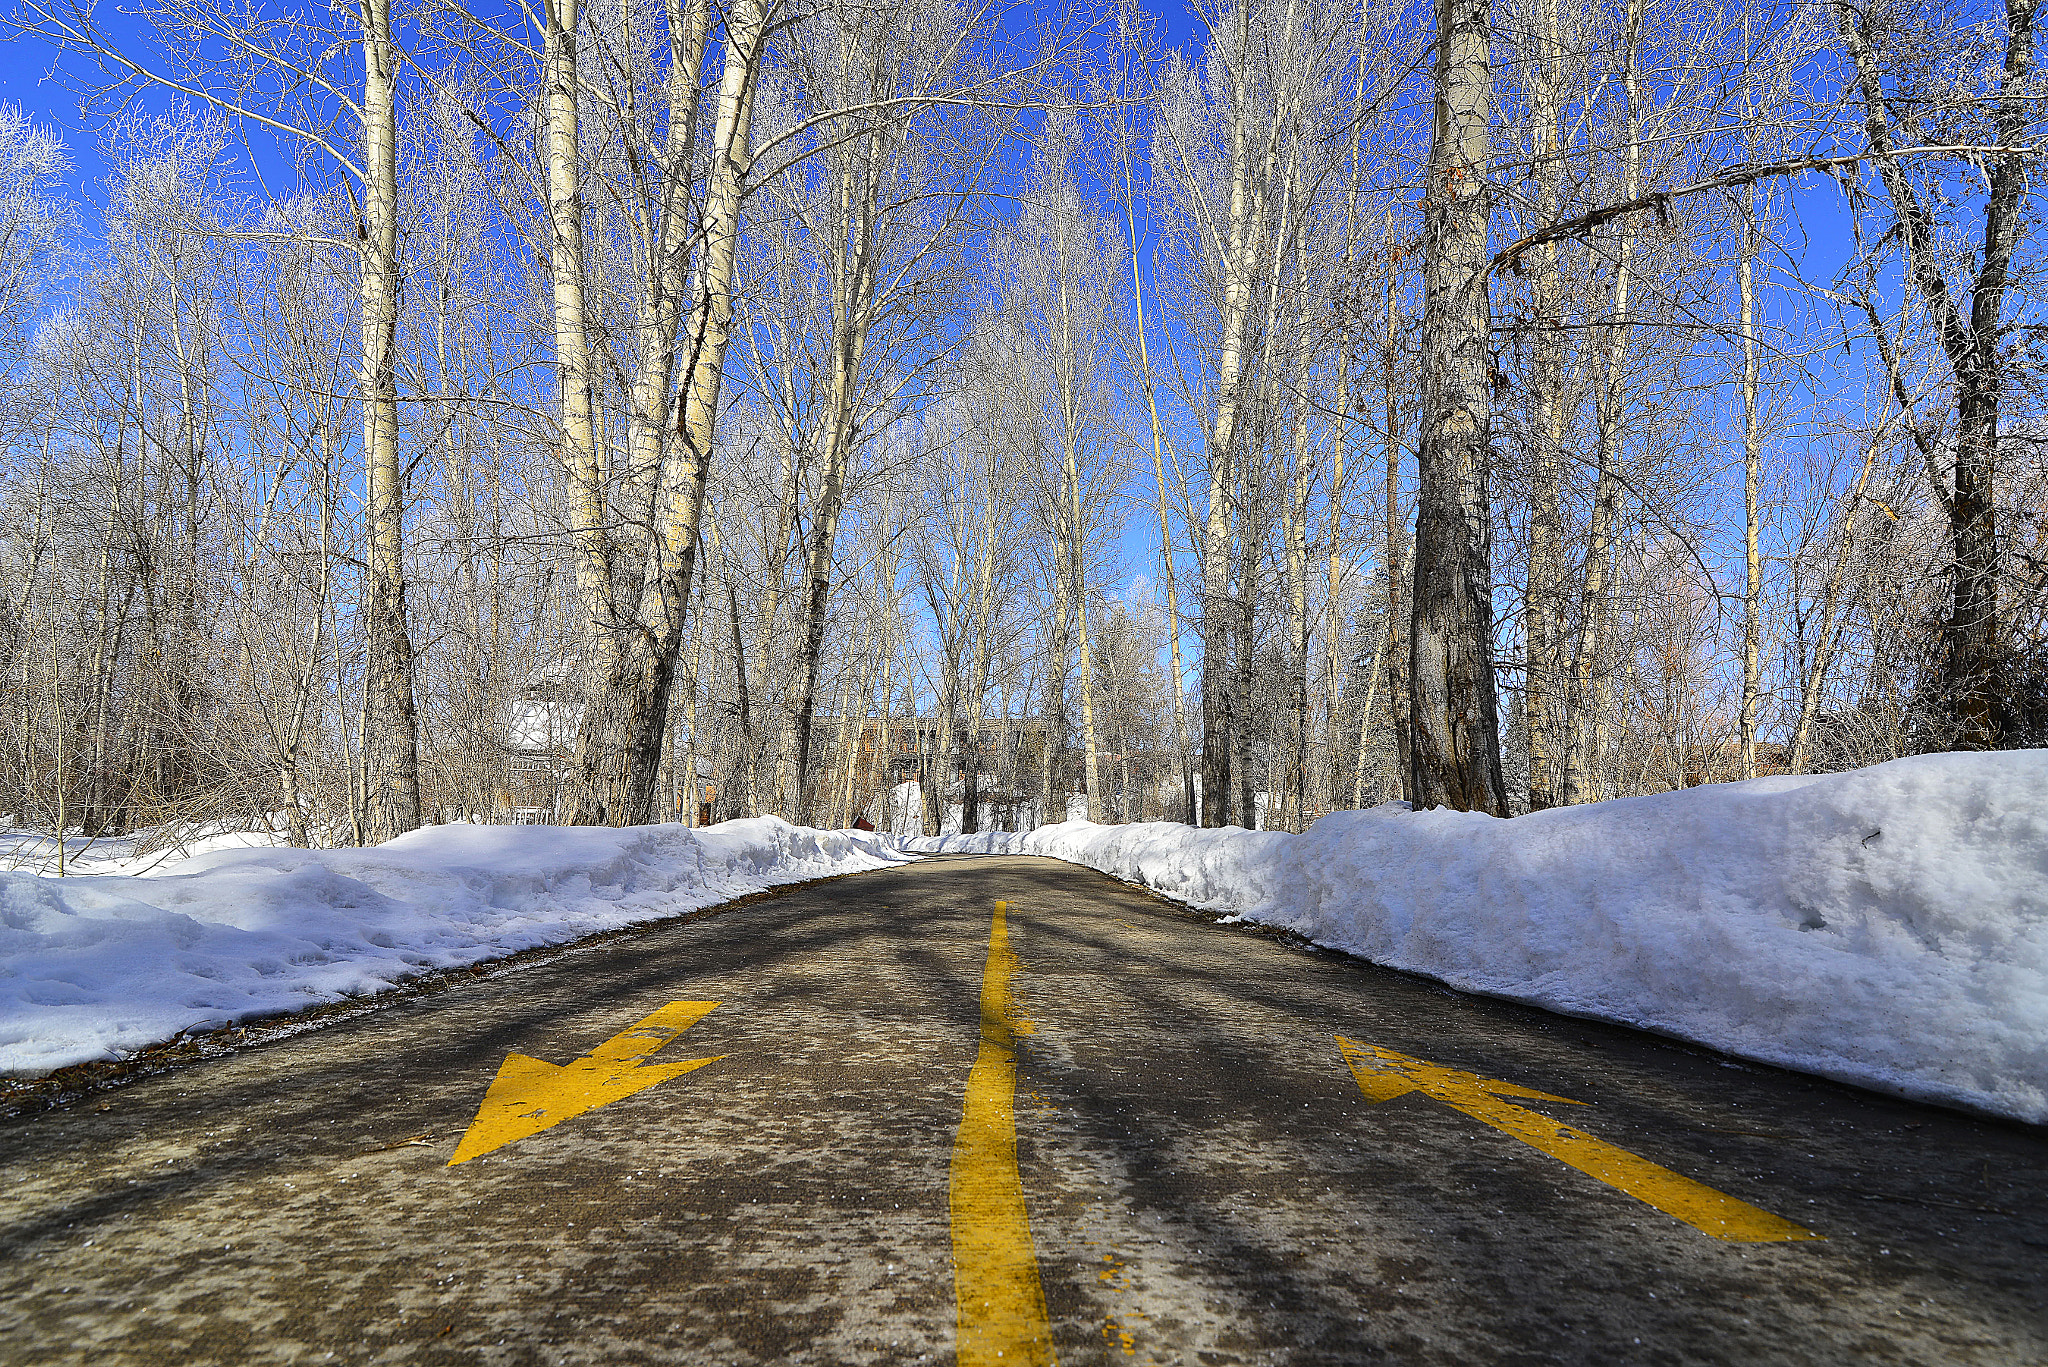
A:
[1490,146,2035,277]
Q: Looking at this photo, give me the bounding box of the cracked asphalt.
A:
[1,853,2043,1365]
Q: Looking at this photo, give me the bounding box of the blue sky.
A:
[2,0,1888,654]
[4,0,1212,204]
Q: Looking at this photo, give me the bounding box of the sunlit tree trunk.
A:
[1283,402,1311,831]
[1198,0,1261,828]
[1737,190,1762,779]
[1061,383,1103,823]
[790,140,882,823]
[618,0,711,584]
[1561,0,1642,807]
[1120,168,1195,823]
[1382,229,1411,803]
[565,0,763,825]
[1787,441,1884,773]
[359,0,421,842]
[543,0,616,698]
[1522,0,1567,811]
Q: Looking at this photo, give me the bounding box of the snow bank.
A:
[0,823,294,878]
[0,818,907,1076]
[907,753,2048,1124]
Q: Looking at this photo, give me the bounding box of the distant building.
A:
[501,666,720,824]
[798,714,1059,827]
[812,714,1047,783]
[501,666,578,822]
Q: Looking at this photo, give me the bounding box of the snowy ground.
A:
[0,821,295,878]
[905,752,2048,1126]
[5,753,2042,1125]
[0,819,908,1077]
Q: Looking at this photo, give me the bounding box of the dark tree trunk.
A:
[790,563,832,824]
[725,572,752,814]
[1409,0,1510,816]
[1200,606,1233,825]
[1232,484,1261,828]
[1042,575,1071,825]
[962,734,981,834]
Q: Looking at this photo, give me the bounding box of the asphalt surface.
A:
[1,853,2044,1366]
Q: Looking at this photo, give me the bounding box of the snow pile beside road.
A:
[0,818,907,1076]
[906,753,2048,1124]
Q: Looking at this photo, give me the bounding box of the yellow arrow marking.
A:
[1336,1037,1820,1243]
[447,1001,724,1166]
[951,900,1057,1367]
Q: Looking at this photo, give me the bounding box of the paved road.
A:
[2,855,2044,1366]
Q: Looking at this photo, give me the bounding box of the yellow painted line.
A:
[951,900,1057,1367]
[447,1001,724,1166]
[1337,1037,1820,1243]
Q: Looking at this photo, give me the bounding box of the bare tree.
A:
[1829,0,2040,748]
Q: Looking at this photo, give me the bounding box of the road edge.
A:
[0,863,892,1124]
